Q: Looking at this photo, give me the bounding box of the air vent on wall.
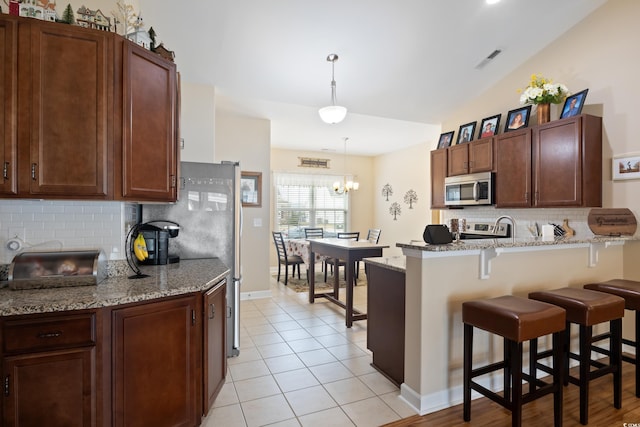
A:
[475,49,502,69]
[298,157,330,169]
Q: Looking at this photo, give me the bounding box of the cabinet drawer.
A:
[3,312,96,354]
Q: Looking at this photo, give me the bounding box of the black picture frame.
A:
[437,131,454,149]
[478,114,501,139]
[456,121,476,144]
[504,105,532,132]
[560,88,589,119]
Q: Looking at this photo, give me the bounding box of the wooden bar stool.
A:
[463,295,566,427]
[529,287,624,425]
[585,279,640,397]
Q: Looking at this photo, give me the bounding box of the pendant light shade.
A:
[319,105,347,124]
[319,53,347,124]
[333,137,359,194]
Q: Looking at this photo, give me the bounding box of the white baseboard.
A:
[240,290,272,300]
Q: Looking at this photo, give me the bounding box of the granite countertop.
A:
[0,258,229,317]
[396,235,638,253]
[363,256,406,273]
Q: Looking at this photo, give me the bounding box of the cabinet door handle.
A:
[2,162,8,180]
[31,163,37,180]
[37,331,62,339]
[209,303,215,319]
[4,375,9,397]
[170,175,177,188]
[524,192,529,201]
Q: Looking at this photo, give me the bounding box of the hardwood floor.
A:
[383,362,640,426]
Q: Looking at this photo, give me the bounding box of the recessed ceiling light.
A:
[486,0,500,4]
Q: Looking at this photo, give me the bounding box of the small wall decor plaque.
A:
[389,202,401,220]
[404,189,418,209]
[381,183,393,201]
[612,154,640,181]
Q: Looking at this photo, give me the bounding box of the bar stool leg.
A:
[530,337,538,394]
[510,339,523,427]
[612,318,622,409]
[564,323,571,386]
[504,337,511,402]
[463,323,472,421]
[579,325,592,425]
[552,330,564,427]
[636,312,640,397]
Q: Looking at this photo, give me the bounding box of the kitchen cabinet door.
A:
[0,16,18,196]
[495,129,532,207]
[534,115,602,207]
[447,139,493,176]
[120,41,178,202]
[203,280,227,415]
[112,295,199,427]
[25,21,112,198]
[430,149,447,209]
[3,348,95,427]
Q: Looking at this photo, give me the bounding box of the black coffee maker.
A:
[137,220,180,265]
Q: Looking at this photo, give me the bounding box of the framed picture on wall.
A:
[241,171,262,207]
[457,122,476,144]
[437,131,454,149]
[479,114,501,138]
[612,154,640,181]
[560,88,589,119]
[504,105,532,132]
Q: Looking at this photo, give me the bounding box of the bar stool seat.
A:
[585,279,640,397]
[463,295,566,427]
[529,287,624,425]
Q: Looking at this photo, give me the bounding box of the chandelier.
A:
[318,54,347,124]
[333,137,359,194]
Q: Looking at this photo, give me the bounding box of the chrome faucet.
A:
[494,215,516,243]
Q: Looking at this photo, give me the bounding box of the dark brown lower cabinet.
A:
[112,295,200,427]
[3,348,95,426]
[366,264,406,386]
[203,280,227,415]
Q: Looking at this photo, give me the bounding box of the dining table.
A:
[307,238,389,327]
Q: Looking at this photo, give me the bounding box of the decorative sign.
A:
[588,208,637,236]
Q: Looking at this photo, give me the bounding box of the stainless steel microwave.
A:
[444,172,493,206]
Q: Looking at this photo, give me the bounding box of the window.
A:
[274,172,350,238]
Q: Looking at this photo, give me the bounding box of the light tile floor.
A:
[201,274,417,427]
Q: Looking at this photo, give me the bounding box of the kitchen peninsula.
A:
[395,236,640,415]
[0,259,228,426]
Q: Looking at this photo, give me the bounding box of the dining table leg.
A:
[308,249,315,303]
[345,257,354,328]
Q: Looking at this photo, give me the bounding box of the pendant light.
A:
[319,54,347,124]
[333,137,359,194]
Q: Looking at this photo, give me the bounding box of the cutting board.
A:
[588,208,637,236]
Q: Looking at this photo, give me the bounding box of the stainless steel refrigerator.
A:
[142,161,242,357]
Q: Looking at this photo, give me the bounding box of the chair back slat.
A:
[337,232,360,241]
[367,228,381,243]
[304,228,324,238]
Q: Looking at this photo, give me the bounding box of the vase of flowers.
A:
[519,74,569,125]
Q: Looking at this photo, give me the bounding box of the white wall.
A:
[372,143,431,256]
[180,82,216,163]
[215,109,271,295]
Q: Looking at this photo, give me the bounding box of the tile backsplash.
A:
[441,207,593,238]
[0,200,137,264]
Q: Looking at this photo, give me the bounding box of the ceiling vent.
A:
[298,157,330,169]
[475,49,502,69]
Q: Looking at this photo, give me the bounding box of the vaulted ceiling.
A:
[140,0,607,155]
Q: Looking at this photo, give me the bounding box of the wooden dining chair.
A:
[304,228,325,274]
[272,231,304,286]
[324,232,360,284]
[304,228,324,238]
[357,228,381,278]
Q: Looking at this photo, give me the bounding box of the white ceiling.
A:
[140,0,607,156]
